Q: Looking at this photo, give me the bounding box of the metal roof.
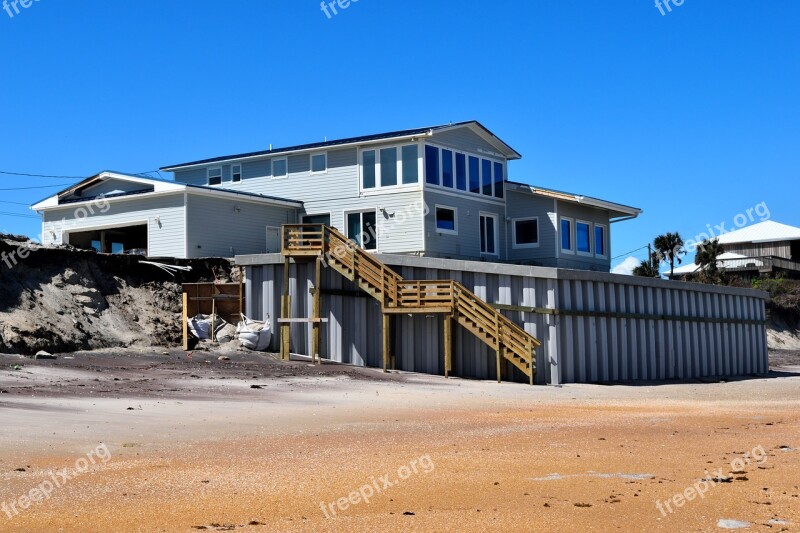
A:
[506,181,642,218]
[714,220,800,245]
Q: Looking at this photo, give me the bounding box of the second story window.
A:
[425,145,439,185]
[441,149,454,188]
[380,147,397,187]
[469,156,480,194]
[455,153,467,191]
[362,150,376,189]
[311,153,327,174]
[207,167,222,186]
[401,145,419,184]
[577,221,591,254]
[561,217,573,253]
[232,164,242,183]
[272,158,288,179]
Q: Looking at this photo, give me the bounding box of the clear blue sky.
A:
[1,1,798,272]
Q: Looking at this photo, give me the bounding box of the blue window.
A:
[380,147,398,187]
[362,150,376,189]
[441,149,454,188]
[455,153,467,191]
[468,156,480,193]
[595,225,606,256]
[425,145,439,185]
[493,162,504,199]
[435,206,457,233]
[401,144,419,184]
[481,159,493,196]
[577,222,591,253]
[561,218,572,251]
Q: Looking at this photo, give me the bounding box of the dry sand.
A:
[0,349,799,532]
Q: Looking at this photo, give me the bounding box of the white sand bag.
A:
[237,314,272,351]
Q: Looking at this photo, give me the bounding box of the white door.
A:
[266,226,281,253]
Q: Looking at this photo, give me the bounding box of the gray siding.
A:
[506,191,558,265]
[726,241,793,260]
[423,189,507,260]
[42,193,186,257]
[242,254,769,386]
[429,127,504,155]
[556,200,612,271]
[185,194,297,258]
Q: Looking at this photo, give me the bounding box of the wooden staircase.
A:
[282,224,541,384]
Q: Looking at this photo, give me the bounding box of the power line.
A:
[612,245,649,261]
[0,199,33,206]
[0,211,38,219]
[0,184,72,191]
[0,170,84,179]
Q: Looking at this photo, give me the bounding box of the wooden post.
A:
[211,297,216,342]
[529,344,535,386]
[182,292,189,351]
[495,314,502,384]
[444,315,452,378]
[311,256,322,365]
[382,313,391,373]
[280,258,291,361]
[238,265,244,318]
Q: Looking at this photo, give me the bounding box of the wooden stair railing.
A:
[281,224,540,383]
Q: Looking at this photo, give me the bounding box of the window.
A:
[513,218,539,248]
[380,147,398,187]
[272,158,287,179]
[561,218,573,253]
[346,211,377,251]
[481,159,493,196]
[207,167,222,186]
[302,213,331,226]
[425,145,439,185]
[480,213,497,255]
[595,224,607,257]
[441,149,454,188]
[455,153,467,191]
[577,221,591,254]
[401,144,419,184]
[232,164,242,183]
[311,153,327,174]
[362,150,376,189]
[435,206,457,234]
[468,156,480,194]
[493,162,504,199]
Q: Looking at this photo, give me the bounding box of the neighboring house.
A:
[32,121,642,269]
[668,220,800,279]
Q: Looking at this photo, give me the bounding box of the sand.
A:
[0,349,798,532]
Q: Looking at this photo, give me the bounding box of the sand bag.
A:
[188,314,227,340]
[237,314,272,351]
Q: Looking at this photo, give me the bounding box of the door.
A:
[479,213,498,256]
[346,210,378,250]
[266,226,281,253]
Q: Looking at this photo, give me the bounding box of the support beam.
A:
[280,258,291,361]
[181,292,189,351]
[311,256,322,365]
[382,313,391,373]
[444,315,452,378]
[495,314,502,384]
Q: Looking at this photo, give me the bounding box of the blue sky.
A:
[0,0,797,272]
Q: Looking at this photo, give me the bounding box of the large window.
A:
[481,159,493,196]
[435,206,457,234]
[346,211,377,251]
[380,147,398,187]
[455,153,467,191]
[272,158,288,179]
[362,150,376,189]
[468,156,480,194]
[207,167,222,186]
[480,213,497,255]
[561,217,573,253]
[425,145,439,185]
[493,162,504,199]
[513,218,539,248]
[441,149,454,188]
[232,164,242,183]
[401,145,419,184]
[577,221,591,254]
[311,153,327,174]
[595,224,607,257]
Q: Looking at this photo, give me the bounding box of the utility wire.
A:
[0,184,73,191]
[0,199,33,206]
[0,211,38,219]
[0,170,84,179]
[611,245,649,261]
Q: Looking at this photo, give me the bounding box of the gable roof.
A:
[506,181,642,220]
[713,220,800,245]
[31,171,303,211]
[667,252,762,277]
[160,121,521,171]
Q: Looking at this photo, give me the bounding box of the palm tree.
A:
[654,232,686,279]
[632,252,661,278]
[695,238,725,283]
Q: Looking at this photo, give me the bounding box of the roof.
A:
[30,171,304,211]
[160,121,522,171]
[505,181,643,219]
[668,252,765,277]
[713,220,800,246]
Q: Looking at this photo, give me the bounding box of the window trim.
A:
[479,211,499,256]
[576,219,592,256]
[343,208,379,252]
[434,204,458,235]
[271,157,288,180]
[359,143,421,193]
[310,152,328,175]
[423,142,506,204]
[231,164,242,183]
[594,223,608,258]
[511,216,540,249]
[207,167,222,186]
[560,216,575,255]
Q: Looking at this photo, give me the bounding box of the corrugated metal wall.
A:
[242,254,769,385]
